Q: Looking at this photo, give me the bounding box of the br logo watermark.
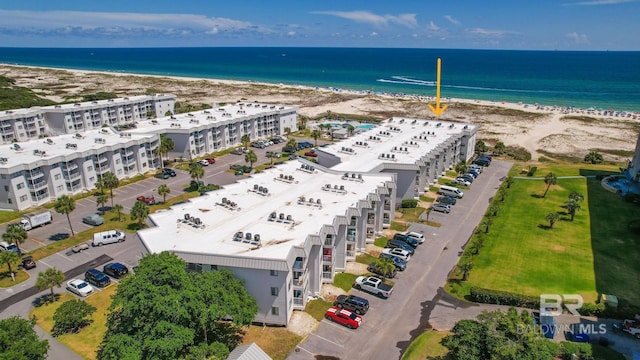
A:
[540,294,583,316]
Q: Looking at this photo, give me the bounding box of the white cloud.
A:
[428,21,440,31]
[370,32,379,37]
[288,31,296,36]
[468,28,507,37]
[444,15,460,25]
[566,32,589,43]
[564,0,635,5]
[312,10,418,28]
[0,9,256,37]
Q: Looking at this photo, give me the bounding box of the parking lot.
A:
[288,160,512,360]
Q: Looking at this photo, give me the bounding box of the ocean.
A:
[1,47,639,112]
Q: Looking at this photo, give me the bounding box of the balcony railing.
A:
[28,180,48,190]
[367,218,375,225]
[384,205,391,211]
[293,298,304,306]
[324,239,333,246]
[64,172,81,180]
[346,250,355,257]
[322,272,332,279]
[322,255,332,262]
[293,259,304,270]
[346,235,356,242]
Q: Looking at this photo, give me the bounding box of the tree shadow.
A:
[98,206,112,213]
[537,224,551,230]
[126,223,145,231]
[49,233,70,241]
[32,293,60,307]
[530,194,544,199]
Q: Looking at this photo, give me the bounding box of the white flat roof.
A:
[323,117,476,172]
[128,102,297,134]
[138,160,394,260]
[41,94,173,112]
[0,127,156,168]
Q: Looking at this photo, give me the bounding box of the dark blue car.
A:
[379,253,407,271]
[385,239,415,255]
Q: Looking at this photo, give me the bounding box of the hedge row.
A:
[469,287,539,309]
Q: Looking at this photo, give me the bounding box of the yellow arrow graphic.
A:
[428,58,448,117]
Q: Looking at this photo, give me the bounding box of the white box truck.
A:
[19,210,52,231]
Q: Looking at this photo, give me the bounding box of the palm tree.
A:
[101,172,119,207]
[565,199,582,221]
[545,213,559,229]
[0,250,19,277]
[188,161,204,183]
[54,195,76,238]
[310,130,321,146]
[245,150,258,169]
[454,161,467,176]
[346,124,355,137]
[543,172,557,197]
[36,267,65,298]
[241,135,251,150]
[284,127,292,137]
[95,193,108,213]
[266,151,277,166]
[130,201,150,227]
[158,135,175,168]
[286,138,297,149]
[424,207,433,224]
[112,204,123,222]
[568,191,584,203]
[95,177,105,195]
[467,241,481,256]
[460,261,474,281]
[504,176,514,189]
[157,184,170,203]
[2,223,28,255]
[584,151,603,164]
[375,257,396,282]
[494,141,506,154]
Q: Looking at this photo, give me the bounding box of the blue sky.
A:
[0,0,638,50]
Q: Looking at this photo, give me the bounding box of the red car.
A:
[136,195,156,205]
[324,307,362,329]
[304,150,318,157]
[206,158,216,164]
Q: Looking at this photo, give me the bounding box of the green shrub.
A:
[578,302,605,316]
[527,166,537,177]
[558,342,592,360]
[401,199,418,208]
[469,287,539,308]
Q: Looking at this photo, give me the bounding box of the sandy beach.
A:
[1,64,638,162]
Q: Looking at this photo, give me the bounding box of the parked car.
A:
[82,213,104,226]
[473,157,491,167]
[66,279,94,297]
[430,203,452,213]
[333,294,370,315]
[385,239,415,255]
[230,148,245,155]
[393,233,419,248]
[325,307,362,329]
[251,141,266,149]
[452,178,471,187]
[0,241,20,254]
[459,174,475,183]
[84,268,111,288]
[353,276,394,298]
[162,168,176,176]
[466,168,480,177]
[266,150,281,158]
[72,243,90,253]
[405,231,425,244]
[367,262,397,278]
[299,141,313,148]
[379,253,407,271]
[437,195,457,206]
[103,262,129,278]
[205,158,216,164]
[282,146,297,153]
[20,256,36,270]
[382,248,411,262]
[468,164,483,173]
[304,150,318,157]
[198,159,209,166]
[136,195,156,205]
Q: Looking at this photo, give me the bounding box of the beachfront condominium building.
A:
[136,159,396,326]
[315,117,478,201]
[0,94,175,143]
[0,128,160,210]
[629,132,640,182]
[127,102,297,160]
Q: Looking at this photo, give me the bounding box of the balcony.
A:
[27,170,45,180]
[293,297,304,306]
[322,272,332,279]
[62,163,79,171]
[384,205,391,211]
[346,250,355,257]
[346,234,356,242]
[367,218,375,225]
[27,180,48,190]
[293,259,305,270]
[324,238,333,246]
[322,255,332,262]
[64,171,81,180]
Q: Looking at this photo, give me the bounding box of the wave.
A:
[377,76,550,94]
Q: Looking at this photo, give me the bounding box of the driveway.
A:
[288,160,512,360]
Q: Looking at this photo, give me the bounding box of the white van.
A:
[438,185,464,199]
[92,230,125,247]
[405,231,425,244]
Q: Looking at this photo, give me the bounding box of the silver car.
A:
[82,213,104,226]
[430,203,451,214]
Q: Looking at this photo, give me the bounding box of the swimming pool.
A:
[357,124,375,130]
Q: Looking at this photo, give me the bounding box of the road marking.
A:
[310,330,345,347]
[294,346,314,355]
[39,260,53,268]
[29,237,47,245]
[56,253,75,262]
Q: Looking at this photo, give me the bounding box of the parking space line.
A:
[309,331,344,348]
[294,346,314,355]
[55,253,75,262]
[29,237,47,245]
[39,260,53,268]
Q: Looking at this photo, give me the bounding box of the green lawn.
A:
[402,330,449,360]
[450,163,640,311]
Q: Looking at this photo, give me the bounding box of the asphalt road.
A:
[287,160,512,360]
